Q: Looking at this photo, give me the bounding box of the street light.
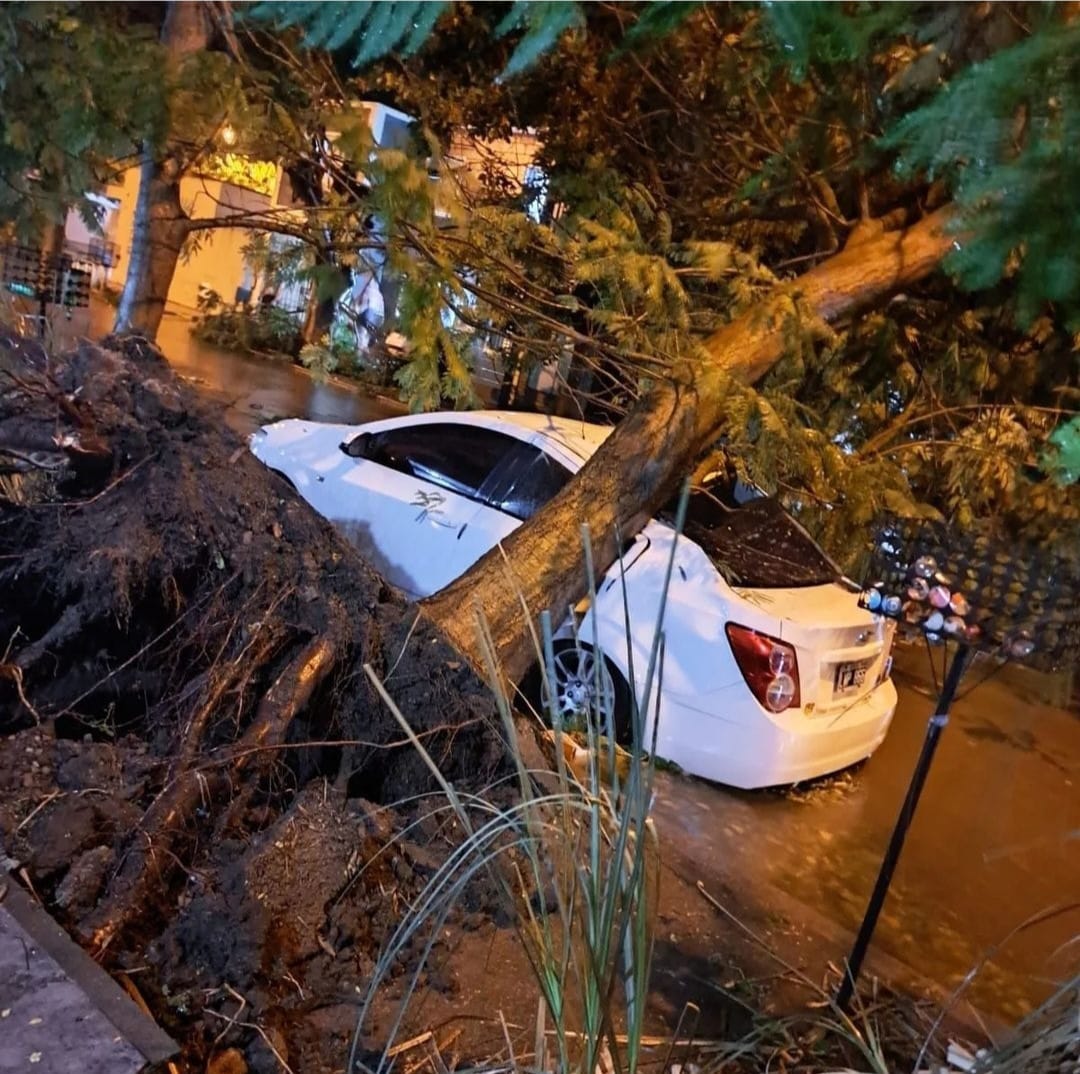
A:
[221,123,237,147]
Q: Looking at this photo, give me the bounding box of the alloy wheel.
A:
[548,644,617,735]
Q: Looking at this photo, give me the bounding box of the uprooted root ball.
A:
[0,328,508,1071]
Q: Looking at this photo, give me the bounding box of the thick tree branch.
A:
[423,207,958,682]
[699,207,956,386]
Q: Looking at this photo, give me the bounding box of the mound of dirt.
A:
[0,328,509,1070]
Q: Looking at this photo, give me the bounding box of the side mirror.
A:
[340,433,370,459]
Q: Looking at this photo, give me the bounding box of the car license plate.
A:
[834,660,871,697]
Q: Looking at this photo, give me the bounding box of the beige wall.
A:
[447,131,542,196]
[76,168,283,315]
[69,117,542,318]
[174,176,278,311]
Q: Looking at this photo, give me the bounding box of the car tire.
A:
[521,639,634,746]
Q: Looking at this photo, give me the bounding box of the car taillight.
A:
[725,624,801,712]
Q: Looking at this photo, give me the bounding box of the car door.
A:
[339,422,521,597]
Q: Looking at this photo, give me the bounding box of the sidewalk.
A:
[0,879,175,1074]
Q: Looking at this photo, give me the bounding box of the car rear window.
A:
[668,485,840,588]
[480,442,572,521]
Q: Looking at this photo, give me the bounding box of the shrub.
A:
[192,289,302,357]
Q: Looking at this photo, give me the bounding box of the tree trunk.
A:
[302,285,339,344]
[422,208,956,684]
[42,221,67,257]
[113,1,208,339]
[113,156,189,338]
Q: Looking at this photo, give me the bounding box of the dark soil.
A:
[0,328,509,1072]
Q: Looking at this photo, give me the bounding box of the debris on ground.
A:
[0,329,1007,1074]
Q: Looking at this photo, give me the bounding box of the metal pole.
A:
[836,643,972,1010]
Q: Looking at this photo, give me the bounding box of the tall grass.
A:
[971,972,1079,1074]
[348,500,688,1074]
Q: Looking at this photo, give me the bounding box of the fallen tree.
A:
[423,209,955,683]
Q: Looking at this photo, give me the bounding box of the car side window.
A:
[362,424,518,503]
[481,442,572,521]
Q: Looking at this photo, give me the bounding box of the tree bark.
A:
[302,284,339,344]
[113,156,190,338]
[422,208,956,684]
[113,1,209,339]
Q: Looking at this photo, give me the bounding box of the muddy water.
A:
[652,652,1080,1023]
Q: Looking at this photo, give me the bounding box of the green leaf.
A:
[620,2,702,49]
[1042,416,1080,485]
[496,1,585,80]
[302,262,349,302]
[249,1,451,68]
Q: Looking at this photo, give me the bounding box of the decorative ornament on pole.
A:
[837,516,1080,1011]
[859,517,1080,669]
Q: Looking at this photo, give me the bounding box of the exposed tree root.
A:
[85,631,340,954]
[13,605,87,672]
[0,328,508,1069]
[235,632,339,777]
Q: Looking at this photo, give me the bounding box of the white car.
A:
[251,410,898,789]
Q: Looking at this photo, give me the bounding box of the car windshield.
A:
[665,482,840,589]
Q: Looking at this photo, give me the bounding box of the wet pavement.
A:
[75,301,404,436]
[0,880,176,1073]
[153,313,404,436]
[653,647,1079,1023]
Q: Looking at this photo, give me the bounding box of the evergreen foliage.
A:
[494,2,586,80]
[4,0,1075,565]
[252,0,699,77]
[885,22,1080,326]
[251,1,451,68]
[283,1,1076,561]
[762,2,913,80]
[0,3,164,235]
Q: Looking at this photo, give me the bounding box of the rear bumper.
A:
[656,677,898,790]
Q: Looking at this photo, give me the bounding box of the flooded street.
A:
[653,650,1079,1023]
[154,313,404,435]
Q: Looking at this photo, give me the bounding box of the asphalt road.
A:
[78,303,404,435]
[100,306,1079,1025]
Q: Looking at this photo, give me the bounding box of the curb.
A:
[891,639,1076,710]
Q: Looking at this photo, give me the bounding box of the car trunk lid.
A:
[729,583,893,713]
